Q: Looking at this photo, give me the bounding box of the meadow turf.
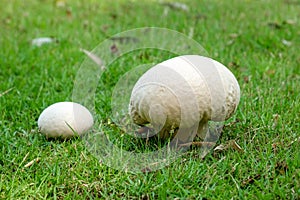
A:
[0,0,299,199]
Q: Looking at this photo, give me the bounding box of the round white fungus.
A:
[38,102,94,139]
[129,55,240,139]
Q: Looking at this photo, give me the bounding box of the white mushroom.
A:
[129,55,240,140]
[38,102,94,139]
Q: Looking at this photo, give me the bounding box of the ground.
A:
[0,0,299,199]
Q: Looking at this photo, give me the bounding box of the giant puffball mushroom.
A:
[129,55,240,141]
[38,102,94,139]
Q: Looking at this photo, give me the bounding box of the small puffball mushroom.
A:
[38,102,94,139]
[129,55,240,140]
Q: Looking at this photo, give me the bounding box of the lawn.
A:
[0,0,299,199]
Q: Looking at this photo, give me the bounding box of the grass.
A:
[0,0,299,199]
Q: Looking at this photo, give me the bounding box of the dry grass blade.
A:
[288,137,300,147]
[214,144,227,152]
[65,121,79,137]
[80,48,105,70]
[230,140,244,152]
[0,87,14,97]
[24,158,40,168]
[214,140,244,153]
[179,141,216,148]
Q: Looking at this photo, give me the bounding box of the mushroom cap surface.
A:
[129,55,240,136]
[38,102,94,138]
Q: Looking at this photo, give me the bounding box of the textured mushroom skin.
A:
[129,55,240,139]
[38,102,94,138]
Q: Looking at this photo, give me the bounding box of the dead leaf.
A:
[271,142,281,154]
[110,44,119,54]
[241,174,261,188]
[243,76,250,83]
[266,69,276,75]
[283,19,297,25]
[66,8,72,18]
[80,48,105,70]
[110,36,139,44]
[24,158,40,168]
[31,37,54,47]
[275,161,288,175]
[271,143,279,148]
[162,2,189,11]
